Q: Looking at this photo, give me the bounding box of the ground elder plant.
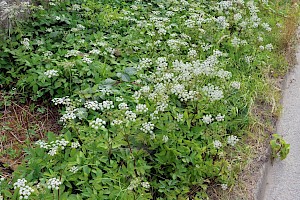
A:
[0,0,293,199]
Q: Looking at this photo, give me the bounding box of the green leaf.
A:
[117,73,131,82]
[124,67,137,75]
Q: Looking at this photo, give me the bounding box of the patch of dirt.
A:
[0,91,61,177]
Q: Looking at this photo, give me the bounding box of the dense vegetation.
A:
[0,0,295,199]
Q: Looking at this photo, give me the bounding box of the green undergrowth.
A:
[0,0,297,199]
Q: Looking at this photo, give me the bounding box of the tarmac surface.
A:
[263,39,300,199]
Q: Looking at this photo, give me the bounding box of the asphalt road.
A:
[263,42,300,199]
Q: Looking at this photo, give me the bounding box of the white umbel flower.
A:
[265,44,273,51]
[216,113,225,122]
[19,185,34,199]
[162,135,169,143]
[90,118,106,130]
[136,104,148,113]
[71,141,81,148]
[70,166,79,173]
[221,183,228,190]
[13,179,27,189]
[202,114,214,124]
[118,103,129,110]
[227,135,239,146]
[84,101,100,110]
[111,119,123,126]
[140,122,155,133]
[99,101,114,110]
[141,181,150,189]
[230,81,241,90]
[213,140,222,149]
[44,70,59,78]
[47,178,62,190]
[125,110,137,121]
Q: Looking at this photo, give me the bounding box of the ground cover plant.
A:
[0,0,296,199]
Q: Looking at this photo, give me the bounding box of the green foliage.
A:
[270,134,290,162]
[0,0,295,199]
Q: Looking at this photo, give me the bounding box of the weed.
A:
[0,0,297,199]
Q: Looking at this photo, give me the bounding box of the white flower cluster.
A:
[21,38,30,49]
[136,104,148,113]
[14,179,34,199]
[71,141,80,148]
[84,101,100,110]
[118,102,129,110]
[46,28,53,32]
[99,101,114,110]
[265,43,273,51]
[215,16,229,29]
[245,55,253,64]
[141,181,150,189]
[127,178,140,191]
[156,57,168,71]
[230,81,241,89]
[111,119,123,126]
[60,109,76,123]
[125,110,137,121]
[52,96,71,105]
[44,51,53,57]
[176,113,183,122]
[221,183,228,190]
[234,13,242,21]
[89,49,101,54]
[48,139,69,156]
[137,58,152,70]
[167,39,188,52]
[90,118,106,130]
[35,139,69,156]
[202,114,214,124]
[140,122,155,133]
[70,166,79,173]
[202,113,225,124]
[13,178,27,189]
[215,113,225,122]
[262,22,272,32]
[77,24,85,30]
[216,69,232,79]
[231,37,247,47]
[227,135,239,146]
[47,178,62,190]
[19,185,34,199]
[116,96,124,102]
[162,135,169,143]
[65,50,81,57]
[84,100,114,111]
[44,69,59,78]
[82,56,92,64]
[99,88,113,95]
[71,4,81,11]
[188,49,197,58]
[35,140,48,148]
[213,140,222,149]
[202,84,224,101]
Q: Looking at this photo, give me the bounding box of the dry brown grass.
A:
[0,91,61,176]
[278,5,300,68]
